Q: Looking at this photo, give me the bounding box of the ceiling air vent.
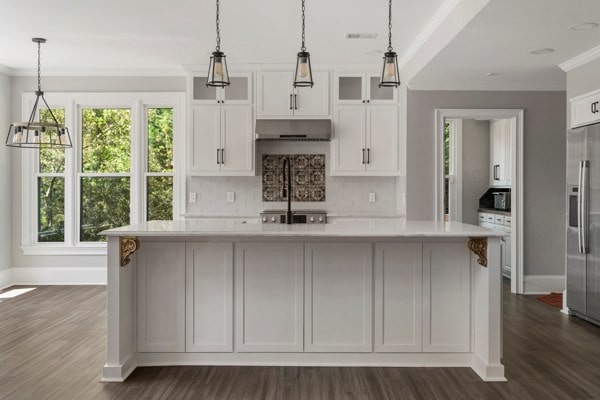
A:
[345,33,378,39]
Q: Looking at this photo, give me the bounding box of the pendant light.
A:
[379,0,401,88]
[6,38,72,148]
[206,0,230,87]
[293,0,313,88]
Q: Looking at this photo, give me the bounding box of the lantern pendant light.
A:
[379,0,401,88]
[6,38,72,149]
[206,0,230,87]
[293,0,314,88]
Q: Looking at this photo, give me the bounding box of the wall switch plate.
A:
[369,192,376,202]
[227,192,235,203]
[188,192,197,203]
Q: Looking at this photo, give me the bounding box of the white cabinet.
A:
[304,243,372,352]
[422,243,470,353]
[334,73,397,104]
[374,243,422,352]
[186,242,233,352]
[189,104,254,175]
[256,71,330,117]
[331,105,398,175]
[190,73,252,105]
[235,242,304,352]
[571,89,600,128]
[136,242,186,353]
[490,119,512,187]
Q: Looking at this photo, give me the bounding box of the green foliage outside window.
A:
[82,109,131,173]
[80,177,130,242]
[148,108,174,173]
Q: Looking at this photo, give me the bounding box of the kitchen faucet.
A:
[282,157,293,224]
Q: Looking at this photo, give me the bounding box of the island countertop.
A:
[102,219,505,238]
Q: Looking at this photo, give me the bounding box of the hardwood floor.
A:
[1,281,600,400]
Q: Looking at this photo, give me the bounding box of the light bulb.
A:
[33,131,40,144]
[214,61,223,79]
[299,62,309,78]
[13,131,23,144]
[385,61,396,79]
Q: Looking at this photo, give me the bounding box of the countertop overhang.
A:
[102,220,505,238]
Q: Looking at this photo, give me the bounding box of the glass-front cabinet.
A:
[190,73,252,105]
[334,73,397,104]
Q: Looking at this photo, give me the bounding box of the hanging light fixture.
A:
[206,0,230,87]
[379,0,400,88]
[6,38,72,148]
[293,0,313,88]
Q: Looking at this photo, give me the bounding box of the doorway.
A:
[435,109,524,294]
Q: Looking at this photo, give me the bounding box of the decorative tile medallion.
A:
[262,154,326,202]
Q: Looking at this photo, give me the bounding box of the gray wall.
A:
[407,90,566,277]
[566,58,600,127]
[10,76,185,274]
[461,119,490,225]
[0,72,11,283]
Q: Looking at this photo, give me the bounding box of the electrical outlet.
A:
[227,192,235,203]
[369,192,376,203]
[188,192,197,203]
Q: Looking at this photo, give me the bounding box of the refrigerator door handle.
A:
[578,161,584,253]
[581,160,590,254]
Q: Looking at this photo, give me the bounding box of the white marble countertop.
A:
[102,220,505,238]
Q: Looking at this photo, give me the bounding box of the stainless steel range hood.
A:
[255,119,331,141]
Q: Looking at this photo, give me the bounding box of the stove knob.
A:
[262,216,267,223]
[310,216,315,222]
[271,216,277,223]
[318,216,324,223]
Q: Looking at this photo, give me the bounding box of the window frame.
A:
[20,92,185,255]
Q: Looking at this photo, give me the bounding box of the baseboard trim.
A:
[0,268,13,290]
[11,267,107,285]
[523,274,565,294]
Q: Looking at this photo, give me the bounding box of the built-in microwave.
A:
[493,192,511,211]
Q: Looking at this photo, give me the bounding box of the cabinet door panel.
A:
[423,243,470,352]
[137,242,186,352]
[375,243,422,352]
[295,71,330,116]
[235,242,304,352]
[186,243,233,352]
[366,106,398,173]
[190,106,220,172]
[305,243,372,352]
[571,93,600,128]
[221,105,254,173]
[335,73,365,104]
[257,71,293,116]
[332,106,366,174]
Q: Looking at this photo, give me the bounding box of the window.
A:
[21,93,184,254]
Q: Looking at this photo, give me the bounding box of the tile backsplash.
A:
[186,142,402,217]
[262,154,326,202]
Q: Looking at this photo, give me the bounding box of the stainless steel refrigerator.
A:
[567,122,600,325]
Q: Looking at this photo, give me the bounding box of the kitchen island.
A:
[101,220,506,382]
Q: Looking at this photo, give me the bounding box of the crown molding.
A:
[9,68,187,77]
[559,44,600,72]
[0,64,14,76]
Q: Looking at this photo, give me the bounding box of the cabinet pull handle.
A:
[217,148,220,164]
[362,148,365,164]
[362,100,365,104]
[290,94,293,110]
[592,101,599,114]
[367,148,370,164]
[221,148,225,164]
[366,100,370,103]
[294,94,298,110]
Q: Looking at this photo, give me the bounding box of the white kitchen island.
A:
[101,220,506,382]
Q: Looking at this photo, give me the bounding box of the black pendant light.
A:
[6,38,72,148]
[206,0,230,87]
[293,0,313,88]
[379,0,401,88]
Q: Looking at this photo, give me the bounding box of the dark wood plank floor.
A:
[1,280,600,400]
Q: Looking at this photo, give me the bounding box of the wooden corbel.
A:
[468,237,487,267]
[120,237,140,267]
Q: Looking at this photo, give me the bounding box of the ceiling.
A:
[0,0,445,75]
[409,0,600,90]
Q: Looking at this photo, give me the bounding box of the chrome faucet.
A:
[282,157,293,224]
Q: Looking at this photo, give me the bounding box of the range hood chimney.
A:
[255,119,331,141]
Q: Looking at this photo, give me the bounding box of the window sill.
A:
[21,245,107,256]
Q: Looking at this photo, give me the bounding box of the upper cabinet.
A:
[256,71,330,118]
[571,89,600,129]
[490,119,512,187]
[190,73,252,105]
[187,72,254,176]
[334,73,397,105]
